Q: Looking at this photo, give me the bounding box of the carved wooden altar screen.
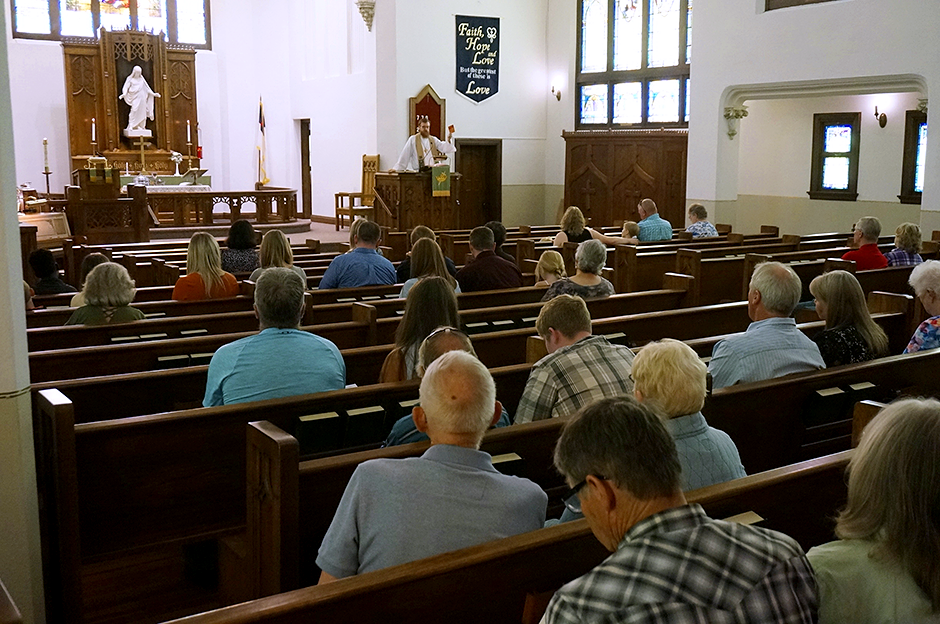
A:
[63,29,200,174]
[563,131,688,229]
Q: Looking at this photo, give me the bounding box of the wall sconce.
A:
[723,105,748,140]
[356,0,375,32]
[874,106,887,128]
[551,86,561,101]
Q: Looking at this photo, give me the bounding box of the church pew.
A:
[173,450,851,622]
[33,284,177,308]
[0,578,22,624]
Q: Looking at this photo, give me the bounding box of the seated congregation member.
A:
[172,232,241,301]
[396,225,457,283]
[380,276,460,383]
[317,350,547,581]
[552,206,637,247]
[248,229,307,284]
[534,250,566,287]
[485,220,515,263]
[885,222,924,267]
[541,239,614,302]
[319,219,395,289]
[542,396,817,624]
[621,220,640,241]
[807,398,940,623]
[636,197,673,241]
[70,252,108,307]
[456,226,523,292]
[633,339,746,490]
[685,202,719,238]
[220,219,260,274]
[384,327,511,446]
[709,261,825,389]
[29,248,76,295]
[809,270,888,367]
[904,260,940,353]
[399,238,460,298]
[65,262,145,326]
[203,267,345,406]
[842,216,888,270]
[514,294,634,424]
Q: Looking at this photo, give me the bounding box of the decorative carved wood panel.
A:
[374,172,462,231]
[563,131,688,229]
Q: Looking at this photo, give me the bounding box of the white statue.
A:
[119,66,161,133]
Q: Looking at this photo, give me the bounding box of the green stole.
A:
[414,133,443,167]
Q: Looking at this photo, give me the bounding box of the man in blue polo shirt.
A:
[319,219,396,289]
[636,198,673,241]
[203,267,346,406]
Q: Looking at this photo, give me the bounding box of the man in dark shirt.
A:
[395,225,458,283]
[456,226,523,292]
[485,220,515,263]
[29,249,77,295]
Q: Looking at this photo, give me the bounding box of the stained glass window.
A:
[613,0,642,71]
[581,85,609,125]
[13,0,51,34]
[915,122,927,193]
[613,82,642,124]
[822,158,850,190]
[577,0,690,128]
[824,125,852,153]
[810,113,860,201]
[13,0,211,48]
[581,0,608,73]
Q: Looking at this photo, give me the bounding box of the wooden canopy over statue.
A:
[63,29,200,175]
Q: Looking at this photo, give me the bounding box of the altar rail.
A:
[147,188,298,226]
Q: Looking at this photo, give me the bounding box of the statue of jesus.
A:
[119,66,161,132]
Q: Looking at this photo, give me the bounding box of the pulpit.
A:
[374,171,464,231]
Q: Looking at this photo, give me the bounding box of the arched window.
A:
[577,0,691,128]
[12,0,210,48]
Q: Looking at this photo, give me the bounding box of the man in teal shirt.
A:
[636,198,673,241]
[203,267,346,406]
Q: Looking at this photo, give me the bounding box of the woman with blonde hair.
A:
[534,250,566,287]
[249,230,307,284]
[379,276,460,383]
[552,206,638,247]
[885,222,924,266]
[172,232,240,301]
[66,262,145,325]
[807,397,940,623]
[809,270,888,366]
[398,238,460,298]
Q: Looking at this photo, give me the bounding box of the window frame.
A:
[899,109,927,205]
[575,0,691,130]
[766,0,839,10]
[808,112,861,202]
[10,0,212,49]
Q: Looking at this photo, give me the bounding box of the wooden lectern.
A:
[373,171,463,231]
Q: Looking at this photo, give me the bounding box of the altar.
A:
[374,171,463,231]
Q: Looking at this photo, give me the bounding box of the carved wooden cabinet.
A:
[563,130,688,229]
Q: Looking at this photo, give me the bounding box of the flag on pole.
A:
[257,96,270,185]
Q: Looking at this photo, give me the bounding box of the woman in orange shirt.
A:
[172,232,241,301]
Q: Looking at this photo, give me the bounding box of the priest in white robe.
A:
[391,115,455,171]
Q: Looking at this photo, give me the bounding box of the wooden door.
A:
[455,139,502,228]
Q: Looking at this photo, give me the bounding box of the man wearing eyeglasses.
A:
[541,397,817,624]
[317,350,547,582]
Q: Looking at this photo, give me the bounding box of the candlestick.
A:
[91,118,96,143]
[43,137,49,171]
[186,120,191,143]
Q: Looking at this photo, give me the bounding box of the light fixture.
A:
[874,106,887,128]
[552,86,561,101]
[723,105,748,140]
[356,0,375,32]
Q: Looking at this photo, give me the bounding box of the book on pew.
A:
[180,328,208,336]
[157,354,190,368]
[465,322,490,335]
[297,412,345,456]
[139,333,169,340]
[336,297,356,303]
[492,453,526,477]
[344,406,387,448]
[110,335,141,344]
[189,353,216,366]
[802,386,848,428]
[144,312,166,319]
[492,319,516,330]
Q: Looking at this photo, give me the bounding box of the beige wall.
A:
[500,184,565,228]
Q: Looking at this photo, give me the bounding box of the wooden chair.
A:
[334,155,379,231]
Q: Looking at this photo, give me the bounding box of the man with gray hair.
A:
[456,225,523,292]
[203,267,346,406]
[317,350,547,581]
[842,216,888,270]
[708,261,824,389]
[542,396,817,623]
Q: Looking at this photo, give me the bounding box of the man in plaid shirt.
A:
[542,396,818,624]
[514,295,634,424]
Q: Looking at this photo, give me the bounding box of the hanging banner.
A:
[455,15,499,103]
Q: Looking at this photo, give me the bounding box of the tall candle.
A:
[186,120,191,143]
[91,118,96,143]
[43,138,49,170]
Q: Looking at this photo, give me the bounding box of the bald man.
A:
[636,198,673,241]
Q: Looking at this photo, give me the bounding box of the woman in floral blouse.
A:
[905,260,940,353]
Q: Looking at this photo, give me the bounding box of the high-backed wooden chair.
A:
[334,155,379,230]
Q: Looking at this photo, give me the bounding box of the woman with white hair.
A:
[809,270,888,366]
[807,397,940,623]
[65,262,145,325]
[904,260,940,353]
[540,239,614,301]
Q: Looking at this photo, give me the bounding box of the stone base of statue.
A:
[123,128,153,138]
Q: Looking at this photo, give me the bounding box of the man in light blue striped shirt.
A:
[709,261,825,389]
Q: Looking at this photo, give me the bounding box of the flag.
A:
[257,96,270,185]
